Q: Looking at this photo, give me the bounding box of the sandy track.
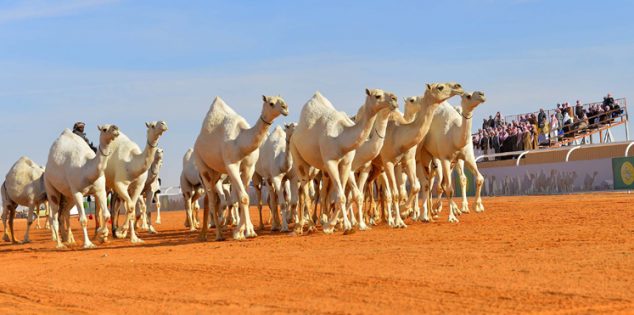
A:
[0,193,633,314]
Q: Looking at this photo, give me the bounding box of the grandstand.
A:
[504,98,629,148]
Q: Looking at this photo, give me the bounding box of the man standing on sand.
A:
[73,122,97,153]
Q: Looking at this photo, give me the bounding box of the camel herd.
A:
[1,82,488,248]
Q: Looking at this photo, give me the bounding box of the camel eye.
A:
[269,102,275,107]
[438,86,444,91]
[467,95,472,99]
[455,84,461,88]
[375,95,381,100]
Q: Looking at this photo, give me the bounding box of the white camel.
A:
[44,125,120,248]
[254,123,296,232]
[136,148,164,233]
[180,148,205,230]
[374,83,464,228]
[345,107,404,230]
[416,91,486,222]
[417,91,487,223]
[1,157,48,243]
[193,95,289,241]
[107,121,168,243]
[290,89,397,234]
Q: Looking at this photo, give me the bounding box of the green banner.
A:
[612,157,634,190]
[453,167,475,197]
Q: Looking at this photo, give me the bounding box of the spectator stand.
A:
[503,98,628,148]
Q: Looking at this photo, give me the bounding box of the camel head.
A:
[261,95,289,123]
[284,122,297,143]
[461,91,486,113]
[365,88,398,114]
[145,121,168,146]
[424,82,464,104]
[96,124,120,148]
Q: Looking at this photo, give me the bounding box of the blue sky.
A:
[1,0,633,187]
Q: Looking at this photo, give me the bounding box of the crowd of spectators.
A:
[473,93,625,159]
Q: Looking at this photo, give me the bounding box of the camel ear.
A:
[262,95,267,102]
[146,122,151,128]
[97,125,102,131]
[426,83,432,90]
[365,88,371,96]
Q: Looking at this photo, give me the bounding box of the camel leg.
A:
[356,166,373,229]
[155,191,162,225]
[114,184,143,243]
[138,194,148,231]
[93,189,110,243]
[456,160,470,214]
[463,155,485,213]
[34,206,42,230]
[385,162,406,228]
[183,193,196,231]
[110,193,122,237]
[144,190,157,234]
[70,192,96,249]
[271,176,284,231]
[47,193,67,249]
[288,177,299,226]
[322,160,351,234]
[440,160,459,223]
[21,206,36,243]
[417,162,433,223]
[378,171,394,226]
[198,169,223,241]
[348,171,368,231]
[44,202,50,230]
[5,208,17,244]
[224,163,249,240]
[402,157,421,220]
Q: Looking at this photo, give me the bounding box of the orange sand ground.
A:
[0,193,632,314]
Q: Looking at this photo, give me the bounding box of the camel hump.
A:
[272,125,284,135]
[183,148,194,160]
[209,96,237,116]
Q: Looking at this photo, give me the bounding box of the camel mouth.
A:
[281,109,289,116]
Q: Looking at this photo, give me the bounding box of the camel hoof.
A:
[387,218,395,227]
[115,229,127,239]
[21,239,31,244]
[476,203,485,213]
[322,226,334,235]
[258,224,265,231]
[131,237,145,244]
[448,217,459,223]
[358,225,371,231]
[148,226,158,234]
[198,234,208,242]
[83,242,97,249]
[2,235,10,242]
[343,228,356,235]
[155,218,161,225]
[56,244,67,249]
[189,227,197,232]
[214,236,226,242]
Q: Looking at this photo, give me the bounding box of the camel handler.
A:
[72,121,97,208]
[72,122,97,153]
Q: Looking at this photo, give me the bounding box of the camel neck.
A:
[456,107,475,149]
[83,142,112,185]
[130,141,158,179]
[236,112,271,156]
[397,97,439,152]
[338,102,378,154]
